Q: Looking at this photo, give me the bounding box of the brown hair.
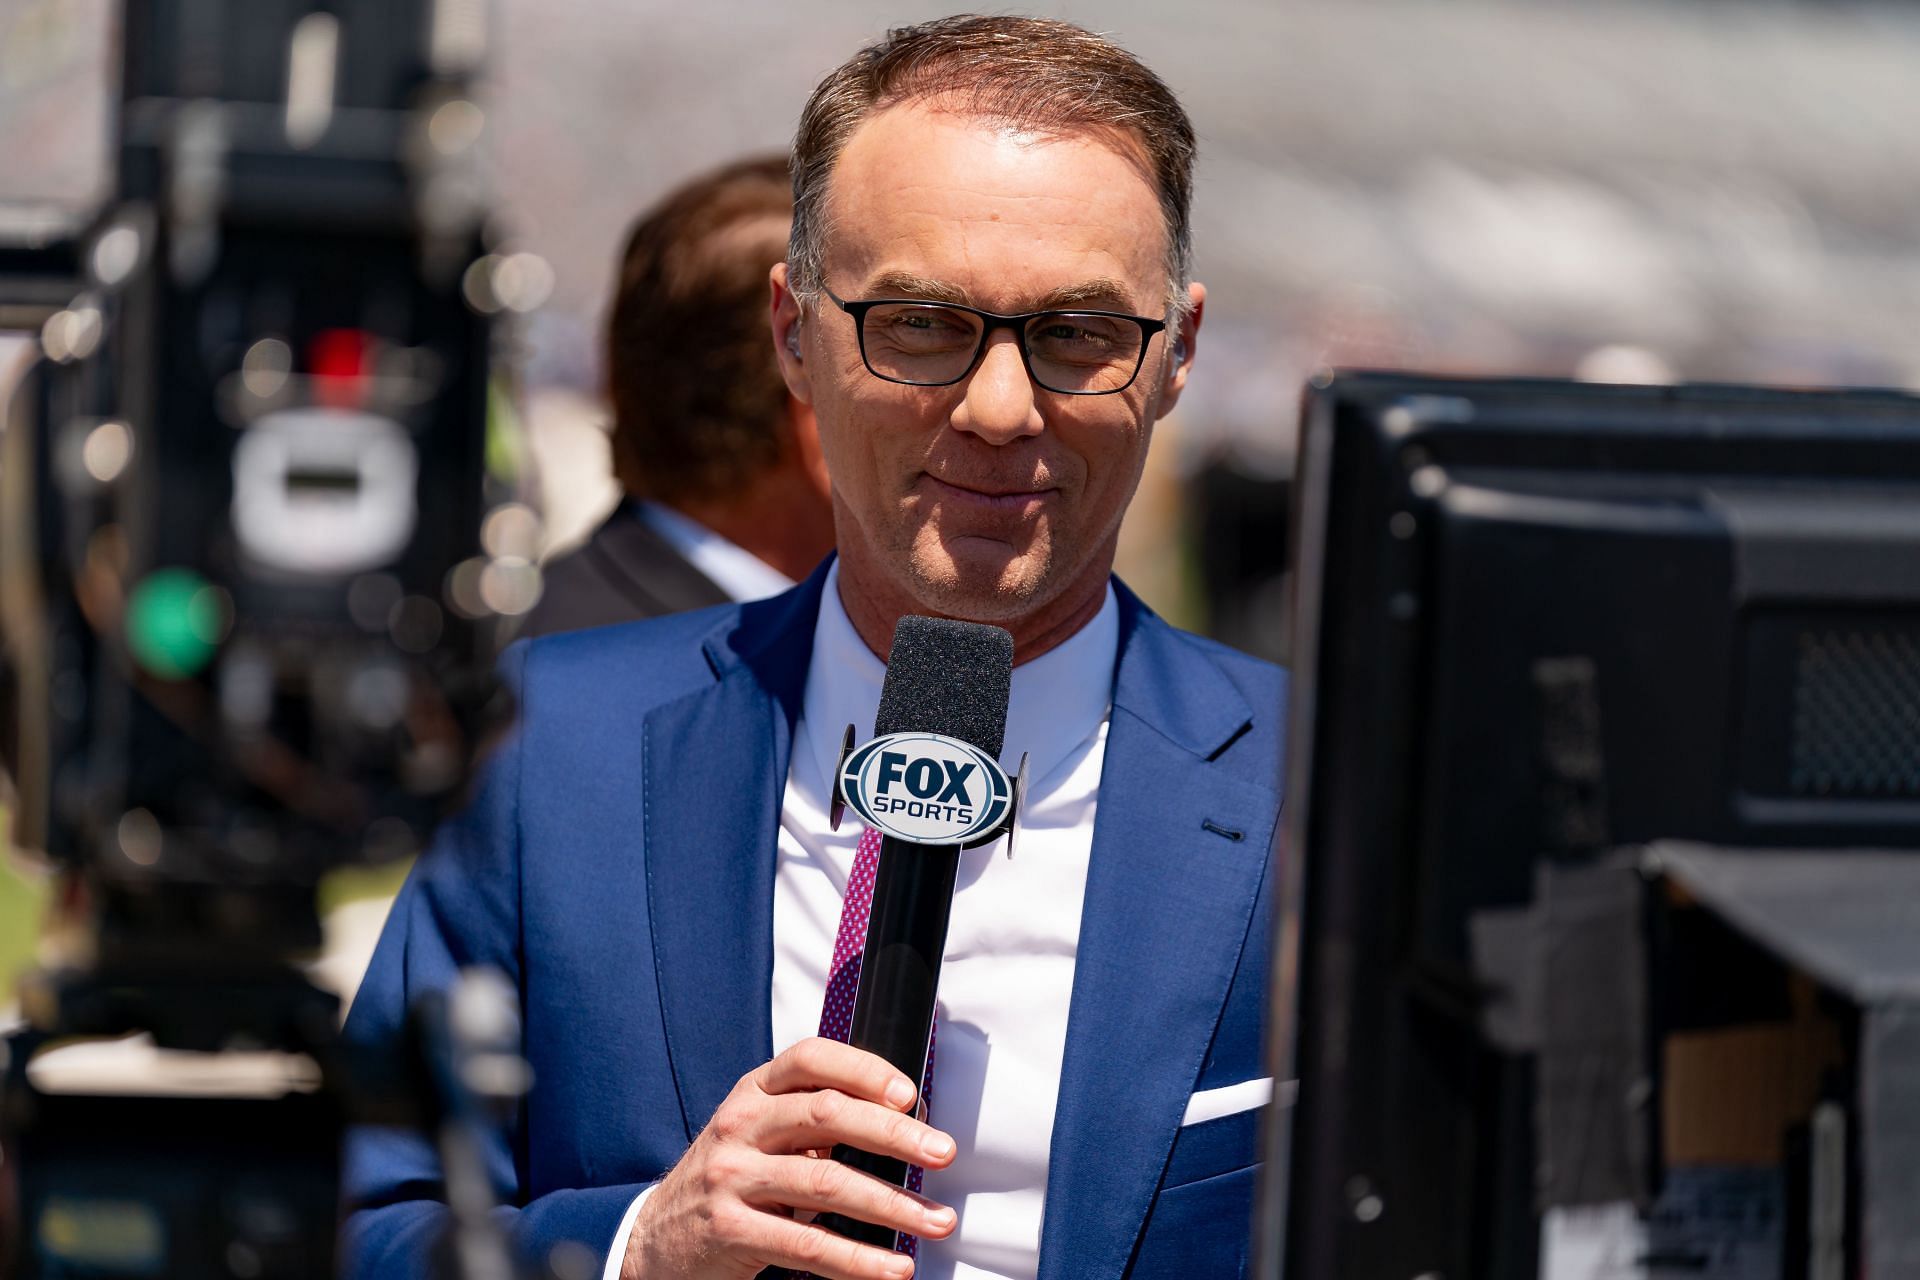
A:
[788,14,1196,326]
[604,154,794,502]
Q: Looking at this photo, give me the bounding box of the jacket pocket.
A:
[1132,1164,1257,1279]
[1161,1104,1262,1189]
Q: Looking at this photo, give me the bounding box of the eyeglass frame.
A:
[820,283,1171,396]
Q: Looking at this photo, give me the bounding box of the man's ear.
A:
[770,262,814,405]
[1155,281,1205,421]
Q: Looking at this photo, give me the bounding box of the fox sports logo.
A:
[840,732,1011,846]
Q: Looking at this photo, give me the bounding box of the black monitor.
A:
[1259,373,1920,1279]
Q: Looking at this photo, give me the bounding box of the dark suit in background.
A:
[520,502,728,638]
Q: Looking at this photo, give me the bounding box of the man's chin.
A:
[904,538,1053,624]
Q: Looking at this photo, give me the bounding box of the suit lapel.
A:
[1037,593,1283,1280]
[643,566,825,1141]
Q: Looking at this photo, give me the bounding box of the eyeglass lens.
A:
[859,303,1146,393]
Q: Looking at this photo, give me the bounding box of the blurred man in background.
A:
[525,155,835,637]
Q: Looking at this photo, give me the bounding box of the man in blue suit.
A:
[344,15,1285,1280]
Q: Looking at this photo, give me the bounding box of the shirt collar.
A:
[634,499,796,604]
[802,560,1119,796]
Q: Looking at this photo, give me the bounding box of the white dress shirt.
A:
[607,562,1118,1280]
[634,499,796,603]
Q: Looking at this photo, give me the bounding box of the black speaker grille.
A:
[1789,626,1920,797]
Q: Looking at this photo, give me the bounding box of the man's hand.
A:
[619,1037,957,1280]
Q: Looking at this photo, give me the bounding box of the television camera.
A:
[0,3,570,1276]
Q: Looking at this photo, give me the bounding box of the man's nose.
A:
[951,334,1044,444]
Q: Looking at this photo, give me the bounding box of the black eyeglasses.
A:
[822,284,1169,396]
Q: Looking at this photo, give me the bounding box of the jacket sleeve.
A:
[338,644,652,1278]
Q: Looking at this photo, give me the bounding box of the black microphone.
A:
[817,614,1014,1249]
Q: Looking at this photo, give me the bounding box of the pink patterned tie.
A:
[816,825,937,1260]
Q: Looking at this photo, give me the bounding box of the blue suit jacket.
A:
[342,562,1286,1279]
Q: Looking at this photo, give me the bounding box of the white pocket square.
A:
[1182,1075,1291,1126]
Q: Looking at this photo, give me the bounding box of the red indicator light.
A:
[309,328,373,408]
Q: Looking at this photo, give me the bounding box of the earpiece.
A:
[1171,339,1187,364]
[786,329,803,361]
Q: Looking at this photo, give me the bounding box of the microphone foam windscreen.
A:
[874,615,1014,757]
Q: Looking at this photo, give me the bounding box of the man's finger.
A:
[743,1209,919,1280]
[759,1037,918,1110]
[752,1089,955,1169]
[751,1153,957,1243]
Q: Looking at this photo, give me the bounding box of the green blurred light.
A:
[125,568,227,679]
[485,376,524,484]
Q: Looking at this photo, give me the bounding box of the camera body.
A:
[1,3,539,1275]
[8,0,503,973]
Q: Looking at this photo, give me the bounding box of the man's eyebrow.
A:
[1031,278,1138,312]
[861,271,971,304]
